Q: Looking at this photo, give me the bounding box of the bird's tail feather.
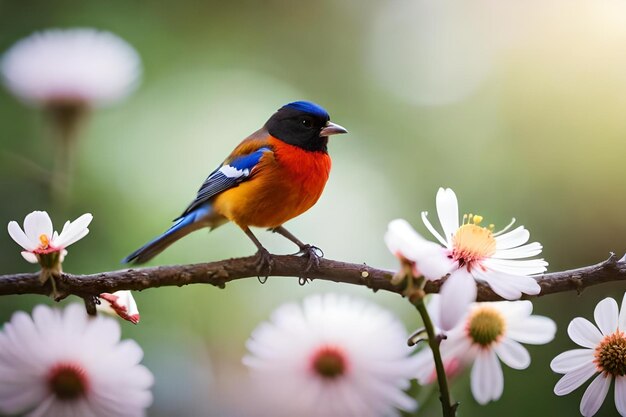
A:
[123,205,214,264]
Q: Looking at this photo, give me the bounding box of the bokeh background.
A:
[1,0,626,415]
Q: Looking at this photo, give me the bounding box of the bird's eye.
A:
[301,118,313,128]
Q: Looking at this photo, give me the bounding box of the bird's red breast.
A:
[212,135,331,228]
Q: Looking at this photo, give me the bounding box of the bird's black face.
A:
[265,101,347,153]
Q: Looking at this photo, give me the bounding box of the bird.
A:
[123,101,347,275]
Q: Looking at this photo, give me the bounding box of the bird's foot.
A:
[296,244,324,273]
[255,247,273,284]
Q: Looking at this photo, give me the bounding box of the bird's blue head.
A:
[265,101,347,153]
[282,101,330,120]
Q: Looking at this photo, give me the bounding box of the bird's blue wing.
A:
[176,146,272,219]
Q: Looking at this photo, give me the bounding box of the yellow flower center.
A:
[452,214,496,268]
[594,331,626,376]
[39,234,50,249]
[467,306,506,347]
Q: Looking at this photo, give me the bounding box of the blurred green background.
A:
[1,0,626,415]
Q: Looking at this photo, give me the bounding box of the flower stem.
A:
[414,299,456,417]
[47,102,87,207]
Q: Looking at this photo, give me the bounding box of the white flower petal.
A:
[615,375,626,417]
[421,211,448,247]
[493,299,533,318]
[470,349,503,405]
[20,252,38,264]
[23,211,52,245]
[53,213,92,248]
[413,348,438,385]
[492,242,543,259]
[473,268,540,299]
[507,315,556,345]
[56,228,88,249]
[384,219,453,280]
[7,221,36,251]
[438,269,476,331]
[495,226,530,250]
[580,373,611,417]
[554,361,597,396]
[414,246,455,281]
[594,297,619,336]
[568,318,603,349]
[435,188,459,246]
[384,219,425,258]
[550,349,595,374]
[494,338,530,370]
[482,258,548,276]
[97,291,140,324]
[476,271,521,299]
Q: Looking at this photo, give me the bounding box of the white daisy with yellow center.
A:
[414,296,556,404]
[386,187,546,330]
[551,294,626,417]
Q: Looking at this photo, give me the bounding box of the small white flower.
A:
[385,219,453,280]
[1,28,141,107]
[386,187,547,330]
[0,303,153,417]
[243,293,420,417]
[7,210,92,265]
[414,296,556,404]
[98,291,141,324]
[551,294,626,417]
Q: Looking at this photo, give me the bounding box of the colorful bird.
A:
[123,101,347,274]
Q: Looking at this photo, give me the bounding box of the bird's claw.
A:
[255,248,273,284]
[297,244,323,273]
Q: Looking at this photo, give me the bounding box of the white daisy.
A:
[551,294,626,417]
[1,28,141,107]
[8,210,92,268]
[243,293,420,417]
[98,291,140,324]
[414,296,556,404]
[0,303,153,417]
[386,187,546,330]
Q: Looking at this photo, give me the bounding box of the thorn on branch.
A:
[83,296,97,316]
[569,275,584,295]
[212,279,227,289]
[435,333,448,346]
[605,252,617,266]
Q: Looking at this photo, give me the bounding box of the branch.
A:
[0,253,624,301]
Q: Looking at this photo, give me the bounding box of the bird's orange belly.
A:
[212,148,331,228]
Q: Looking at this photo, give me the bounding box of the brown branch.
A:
[0,253,624,302]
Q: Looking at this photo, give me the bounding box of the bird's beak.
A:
[320,121,348,137]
